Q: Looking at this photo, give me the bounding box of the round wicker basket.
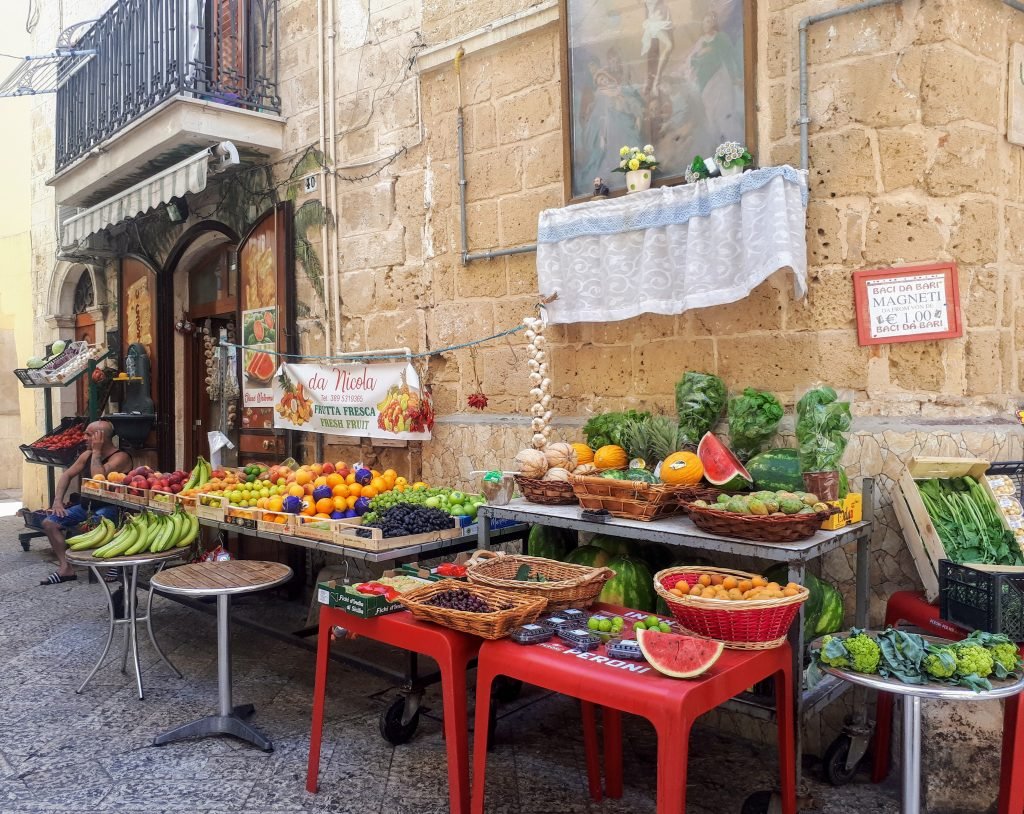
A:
[465,551,614,610]
[514,475,578,505]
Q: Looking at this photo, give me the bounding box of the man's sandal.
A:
[40,572,78,585]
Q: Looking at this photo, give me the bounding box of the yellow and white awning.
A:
[60,141,239,246]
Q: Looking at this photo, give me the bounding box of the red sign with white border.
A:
[853,262,963,346]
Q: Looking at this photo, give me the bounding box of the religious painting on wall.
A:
[559,0,756,201]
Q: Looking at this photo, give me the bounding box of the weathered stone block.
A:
[466,145,524,202]
[376,265,431,311]
[496,85,559,145]
[455,260,508,299]
[338,225,406,271]
[805,201,842,266]
[498,186,562,245]
[463,200,500,249]
[920,698,1002,814]
[950,199,998,265]
[916,0,1006,61]
[808,50,922,133]
[766,12,790,80]
[768,81,791,143]
[551,344,635,398]
[717,333,821,394]
[428,300,494,348]
[808,129,877,198]
[964,266,1000,329]
[522,131,564,190]
[693,278,785,335]
[506,252,538,296]
[464,103,497,152]
[965,330,1002,394]
[587,314,677,346]
[877,128,934,191]
[633,337,715,397]
[864,202,945,264]
[786,268,857,332]
[339,180,395,234]
[926,125,1003,197]
[889,341,945,391]
[806,3,903,64]
[921,45,1000,128]
[1005,205,1024,264]
[491,29,556,99]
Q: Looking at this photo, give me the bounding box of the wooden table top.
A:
[67,547,184,568]
[150,560,293,597]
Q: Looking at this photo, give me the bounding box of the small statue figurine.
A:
[593,176,610,197]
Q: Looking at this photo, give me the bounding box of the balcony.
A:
[48,0,285,208]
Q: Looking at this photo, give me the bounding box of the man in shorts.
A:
[40,420,130,585]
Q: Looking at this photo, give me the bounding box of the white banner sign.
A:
[272,361,434,439]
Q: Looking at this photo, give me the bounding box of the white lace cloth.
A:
[536,166,809,324]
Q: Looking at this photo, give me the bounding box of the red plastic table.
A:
[306,606,481,814]
[870,591,1024,814]
[470,603,797,814]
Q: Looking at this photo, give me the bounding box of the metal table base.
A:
[71,553,182,700]
[153,593,273,751]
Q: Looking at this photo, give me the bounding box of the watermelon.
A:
[599,555,655,612]
[635,541,674,575]
[636,628,723,678]
[566,545,612,568]
[624,468,658,483]
[697,432,753,491]
[767,565,824,643]
[589,534,635,557]
[747,448,803,492]
[527,525,574,560]
[814,582,844,636]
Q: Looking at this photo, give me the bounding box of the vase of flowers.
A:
[714,141,753,176]
[614,145,658,193]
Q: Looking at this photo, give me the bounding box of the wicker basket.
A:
[465,551,614,611]
[653,566,808,650]
[570,475,720,521]
[398,579,546,639]
[684,503,839,542]
[514,475,578,506]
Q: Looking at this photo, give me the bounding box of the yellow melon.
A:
[593,445,628,471]
[660,451,704,486]
[572,443,595,465]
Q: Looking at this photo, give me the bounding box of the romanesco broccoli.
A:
[987,642,1019,673]
[954,643,994,678]
[844,632,881,673]
[817,635,850,669]
[923,646,957,680]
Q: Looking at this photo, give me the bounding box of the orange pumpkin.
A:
[593,444,628,471]
[572,443,595,465]
[659,451,704,486]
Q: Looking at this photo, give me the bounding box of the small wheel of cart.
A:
[492,676,523,703]
[379,696,420,745]
[20,537,31,552]
[822,732,861,786]
[740,789,783,814]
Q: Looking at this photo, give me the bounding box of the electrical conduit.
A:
[328,0,341,355]
[317,0,331,356]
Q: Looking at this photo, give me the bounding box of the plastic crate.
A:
[19,416,87,467]
[939,559,1024,640]
[988,461,1024,501]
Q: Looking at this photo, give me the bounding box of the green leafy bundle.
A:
[675,372,727,447]
[581,410,650,450]
[794,386,852,473]
[727,388,784,462]
[917,477,1022,566]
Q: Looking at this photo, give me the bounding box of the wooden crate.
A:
[893,457,1009,602]
[256,510,296,534]
[148,490,177,513]
[195,493,228,523]
[294,515,462,553]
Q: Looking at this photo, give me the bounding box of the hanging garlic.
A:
[538,364,549,377]
[542,425,553,437]
[528,359,540,371]
[525,330,536,341]
[534,335,546,348]
[530,403,544,417]
[542,410,553,423]
[533,433,546,446]
[541,378,551,390]
[535,351,546,363]
[531,417,545,431]
[541,394,551,407]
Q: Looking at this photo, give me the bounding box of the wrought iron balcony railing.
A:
[55,0,279,172]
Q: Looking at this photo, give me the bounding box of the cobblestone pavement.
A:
[0,516,900,813]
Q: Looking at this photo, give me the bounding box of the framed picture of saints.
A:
[558,0,757,203]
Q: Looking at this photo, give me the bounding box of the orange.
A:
[333,496,348,511]
[370,477,386,493]
[394,483,406,493]
[311,463,324,476]
[332,483,349,498]
[273,514,287,524]
[305,484,315,496]
[93,473,106,482]
[361,485,378,499]
[371,469,381,478]
[267,496,283,512]
[300,498,316,516]
[295,470,312,486]
[326,473,343,488]
[412,481,428,490]
[278,466,292,477]
[383,469,397,481]
[314,512,331,520]
[395,476,408,487]
[346,495,358,509]
[345,473,356,485]
[287,484,305,498]
[315,497,335,515]
[257,498,268,510]
[313,476,328,487]
[335,461,348,472]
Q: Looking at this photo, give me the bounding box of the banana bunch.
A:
[182,456,211,491]
[66,517,118,551]
[88,509,200,559]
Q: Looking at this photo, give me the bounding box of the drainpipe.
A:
[317,0,331,357]
[455,48,538,265]
[328,0,341,355]
[1005,0,1024,12]
[799,0,902,170]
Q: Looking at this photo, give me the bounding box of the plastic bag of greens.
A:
[727,388,784,462]
[675,371,727,447]
[795,385,852,499]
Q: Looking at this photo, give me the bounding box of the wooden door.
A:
[210,0,247,96]
[74,316,96,417]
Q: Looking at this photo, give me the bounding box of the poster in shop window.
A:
[853,263,963,346]
[240,306,277,408]
[272,361,435,440]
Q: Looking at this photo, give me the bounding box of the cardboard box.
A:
[820,500,847,531]
[316,572,431,618]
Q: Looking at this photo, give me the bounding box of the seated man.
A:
[40,420,131,585]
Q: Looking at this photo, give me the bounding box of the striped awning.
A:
[60,141,240,246]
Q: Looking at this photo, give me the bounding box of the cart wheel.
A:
[740,790,782,814]
[20,540,30,552]
[823,734,860,786]
[492,677,523,703]
[379,697,419,745]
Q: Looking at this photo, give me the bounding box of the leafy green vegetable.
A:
[582,410,650,450]
[877,628,928,684]
[675,372,727,447]
[727,388,784,462]
[794,385,852,473]
[917,477,1022,566]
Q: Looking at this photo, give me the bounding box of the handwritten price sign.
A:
[853,263,963,346]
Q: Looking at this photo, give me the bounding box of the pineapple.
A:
[622,415,685,465]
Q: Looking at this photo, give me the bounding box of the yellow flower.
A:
[620,146,630,157]
[637,153,647,162]
[628,158,640,171]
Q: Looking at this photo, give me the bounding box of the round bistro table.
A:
[815,634,1024,814]
[149,560,292,752]
[67,547,184,700]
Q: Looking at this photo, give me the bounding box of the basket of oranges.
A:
[653,566,809,650]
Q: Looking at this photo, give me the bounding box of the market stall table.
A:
[470,602,796,814]
[817,633,1024,814]
[67,547,183,700]
[150,560,292,751]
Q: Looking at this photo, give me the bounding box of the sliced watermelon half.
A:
[636,628,724,679]
[697,432,753,491]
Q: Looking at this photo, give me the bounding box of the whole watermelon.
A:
[635,541,674,575]
[589,534,635,558]
[814,582,845,636]
[765,565,824,643]
[623,468,658,483]
[747,449,803,492]
[566,545,613,568]
[527,525,574,560]
[599,555,655,612]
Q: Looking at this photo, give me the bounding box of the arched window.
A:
[72,271,94,315]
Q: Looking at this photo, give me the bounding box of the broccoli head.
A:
[990,642,1019,673]
[845,631,882,673]
[965,631,1021,677]
[923,645,957,680]
[818,635,851,669]
[954,643,994,678]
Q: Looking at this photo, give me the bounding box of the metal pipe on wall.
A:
[1005,0,1024,13]
[316,0,331,357]
[799,0,902,170]
[328,0,341,356]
